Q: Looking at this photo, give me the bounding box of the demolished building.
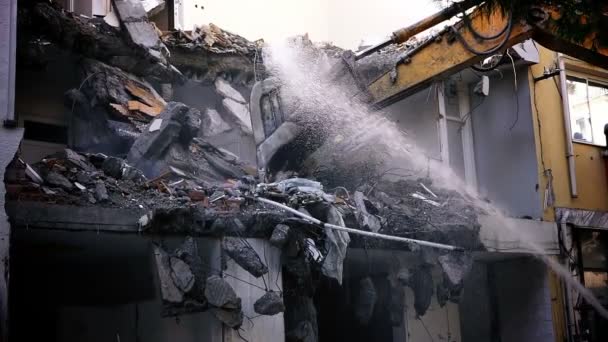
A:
[1,1,562,342]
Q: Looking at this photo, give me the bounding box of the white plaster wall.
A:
[224,238,284,342]
[404,269,462,342]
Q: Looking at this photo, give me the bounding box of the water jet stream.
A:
[262,39,608,320]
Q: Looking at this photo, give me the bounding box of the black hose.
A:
[462,10,512,40]
[449,14,513,56]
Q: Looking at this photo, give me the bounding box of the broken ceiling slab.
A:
[201,108,232,137]
[30,2,178,82]
[215,78,247,104]
[112,0,169,60]
[77,59,167,124]
[222,98,253,135]
[141,0,166,17]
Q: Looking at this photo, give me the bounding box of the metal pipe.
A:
[2,0,18,127]
[255,197,464,251]
[557,53,578,197]
[355,0,481,60]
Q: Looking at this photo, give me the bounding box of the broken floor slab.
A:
[29,2,178,82]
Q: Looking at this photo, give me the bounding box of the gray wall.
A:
[459,261,492,342]
[471,66,542,218]
[493,258,555,342]
[385,87,440,160]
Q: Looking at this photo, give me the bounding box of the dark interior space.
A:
[9,229,155,341]
[316,275,394,342]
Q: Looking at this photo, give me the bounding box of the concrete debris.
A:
[215,77,247,104]
[254,291,285,316]
[222,237,269,277]
[436,252,472,304]
[321,205,350,284]
[410,264,434,317]
[127,102,201,172]
[25,163,43,184]
[354,277,377,325]
[201,108,232,137]
[222,98,253,135]
[170,257,195,293]
[64,148,96,172]
[354,191,382,233]
[94,181,110,202]
[149,118,163,132]
[141,0,166,16]
[112,0,170,62]
[211,307,244,329]
[269,224,290,248]
[154,246,184,303]
[204,275,241,309]
[45,171,73,191]
[74,182,87,191]
[411,192,441,207]
[102,156,125,179]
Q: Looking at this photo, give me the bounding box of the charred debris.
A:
[8,0,484,336]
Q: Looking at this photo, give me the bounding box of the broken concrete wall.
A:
[172,79,257,164]
[223,238,284,342]
[15,48,79,162]
[11,229,225,341]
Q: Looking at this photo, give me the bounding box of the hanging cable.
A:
[450,17,512,57]
[461,8,512,41]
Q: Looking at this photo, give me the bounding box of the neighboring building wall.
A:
[530,46,608,219]
[471,66,542,218]
[460,259,556,342]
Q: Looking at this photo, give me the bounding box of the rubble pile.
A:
[9,1,489,336]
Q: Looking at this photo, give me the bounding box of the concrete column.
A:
[0,0,21,339]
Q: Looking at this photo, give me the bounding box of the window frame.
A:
[566,72,608,147]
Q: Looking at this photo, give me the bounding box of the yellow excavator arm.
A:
[363,0,608,108]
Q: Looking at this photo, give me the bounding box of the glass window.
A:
[567,76,608,146]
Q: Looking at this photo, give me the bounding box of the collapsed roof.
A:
[8,0,486,330]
